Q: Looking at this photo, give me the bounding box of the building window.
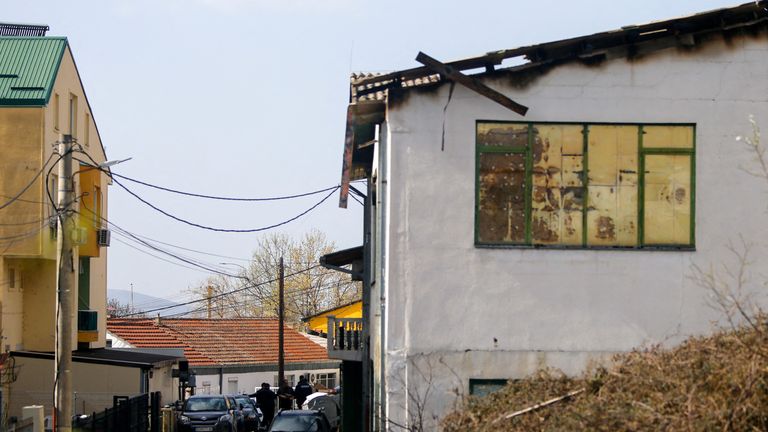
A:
[7,268,15,291]
[84,113,90,147]
[53,93,60,131]
[274,374,295,387]
[227,377,238,394]
[469,379,509,397]
[69,93,78,138]
[202,381,211,395]
[476,122,695,249]
[313,373,336,389]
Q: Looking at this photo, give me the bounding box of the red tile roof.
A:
[107,318,329,367]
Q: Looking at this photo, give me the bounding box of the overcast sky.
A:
[6,0,742,307]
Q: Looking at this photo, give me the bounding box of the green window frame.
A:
[475,121,695,249]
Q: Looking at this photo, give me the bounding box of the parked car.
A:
[177,395,239,432]
[301,393,340,431]
[268,410,331,432]
[234,394,262,432]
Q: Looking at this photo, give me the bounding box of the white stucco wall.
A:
[193,367,340,396]
[377,32,768,428]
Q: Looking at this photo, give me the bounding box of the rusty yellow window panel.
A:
[477,122,529,148]
[475,121,693,249]
[588,125,638,186]
[530,124,584,245]
[643,125,694,149]
[644,155,691,245]
[478,152,526,243]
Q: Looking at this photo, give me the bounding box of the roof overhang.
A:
[319,246,363,281]
[11,348,182,369]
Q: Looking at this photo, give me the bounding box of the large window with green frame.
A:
[475,122,695,248]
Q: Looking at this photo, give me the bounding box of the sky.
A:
[5,0,743,307]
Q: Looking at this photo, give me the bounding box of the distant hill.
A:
[108,289,193,316]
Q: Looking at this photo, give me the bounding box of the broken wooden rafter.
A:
[415,51,529,116]
[492,388,585,424]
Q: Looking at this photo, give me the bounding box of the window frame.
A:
[474,121,696,250]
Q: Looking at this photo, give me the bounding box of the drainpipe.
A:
[219,368,224,394]
[377,124,388,432]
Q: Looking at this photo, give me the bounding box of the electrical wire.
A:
[117,264,321,317]
[109,171,340,202]
[74,152,340,233]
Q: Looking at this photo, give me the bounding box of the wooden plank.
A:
[339,105,356,208]
[415,52,529,116]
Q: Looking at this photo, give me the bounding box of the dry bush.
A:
[443,321,768,431]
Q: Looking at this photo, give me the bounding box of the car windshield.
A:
[235,397,253,408]
[185,397,227,412]
[270,416,318,432]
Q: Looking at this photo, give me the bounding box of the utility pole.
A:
[207,285,213,319]
[55,134,74,432]
[278,257,285,384]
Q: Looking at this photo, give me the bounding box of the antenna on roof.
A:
[0,23,49,37]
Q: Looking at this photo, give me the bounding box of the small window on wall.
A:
[84,113,91,147]
[475,122,695,249]
[7,268,15,291]
[69,94,78,138]
[6,267,22,292]
[469,379,509,397]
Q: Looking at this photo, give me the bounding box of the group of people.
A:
[251,375,315,427]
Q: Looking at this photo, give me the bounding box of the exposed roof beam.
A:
[415,52,529,116]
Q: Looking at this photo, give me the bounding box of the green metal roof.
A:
[0,37,67,106]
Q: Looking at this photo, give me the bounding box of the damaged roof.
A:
[350,1,768,103]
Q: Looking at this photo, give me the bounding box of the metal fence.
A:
[73,392,162,432]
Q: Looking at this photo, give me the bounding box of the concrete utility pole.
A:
[55,134,74,432]
[278,257,285,384]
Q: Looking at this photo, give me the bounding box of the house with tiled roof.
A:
[107,318,340,395]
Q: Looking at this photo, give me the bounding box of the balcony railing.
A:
[327,316,363,361]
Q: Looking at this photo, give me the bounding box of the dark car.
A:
[268,410,331,432]
[177,395,239,432]
[233,395,262,432]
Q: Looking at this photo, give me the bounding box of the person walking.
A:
[253,382,276,428]
[294,375,314,409]
[277,379,295,411]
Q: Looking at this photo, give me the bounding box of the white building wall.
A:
[378,33,768,428]
[194,367,340,396]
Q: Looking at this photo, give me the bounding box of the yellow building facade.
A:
[0,36,109,355]
[304,300,362,335]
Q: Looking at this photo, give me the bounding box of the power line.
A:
[111,175,339,233]
[74,153,340,233]
[109,171,340,202]
[118,264,321,317]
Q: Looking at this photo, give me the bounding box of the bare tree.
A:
[107,297,145,318]
[189,230,360,326]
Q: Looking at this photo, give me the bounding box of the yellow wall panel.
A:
[643,125,694,149]
[644,155,691,245]
[531,125,584,245]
